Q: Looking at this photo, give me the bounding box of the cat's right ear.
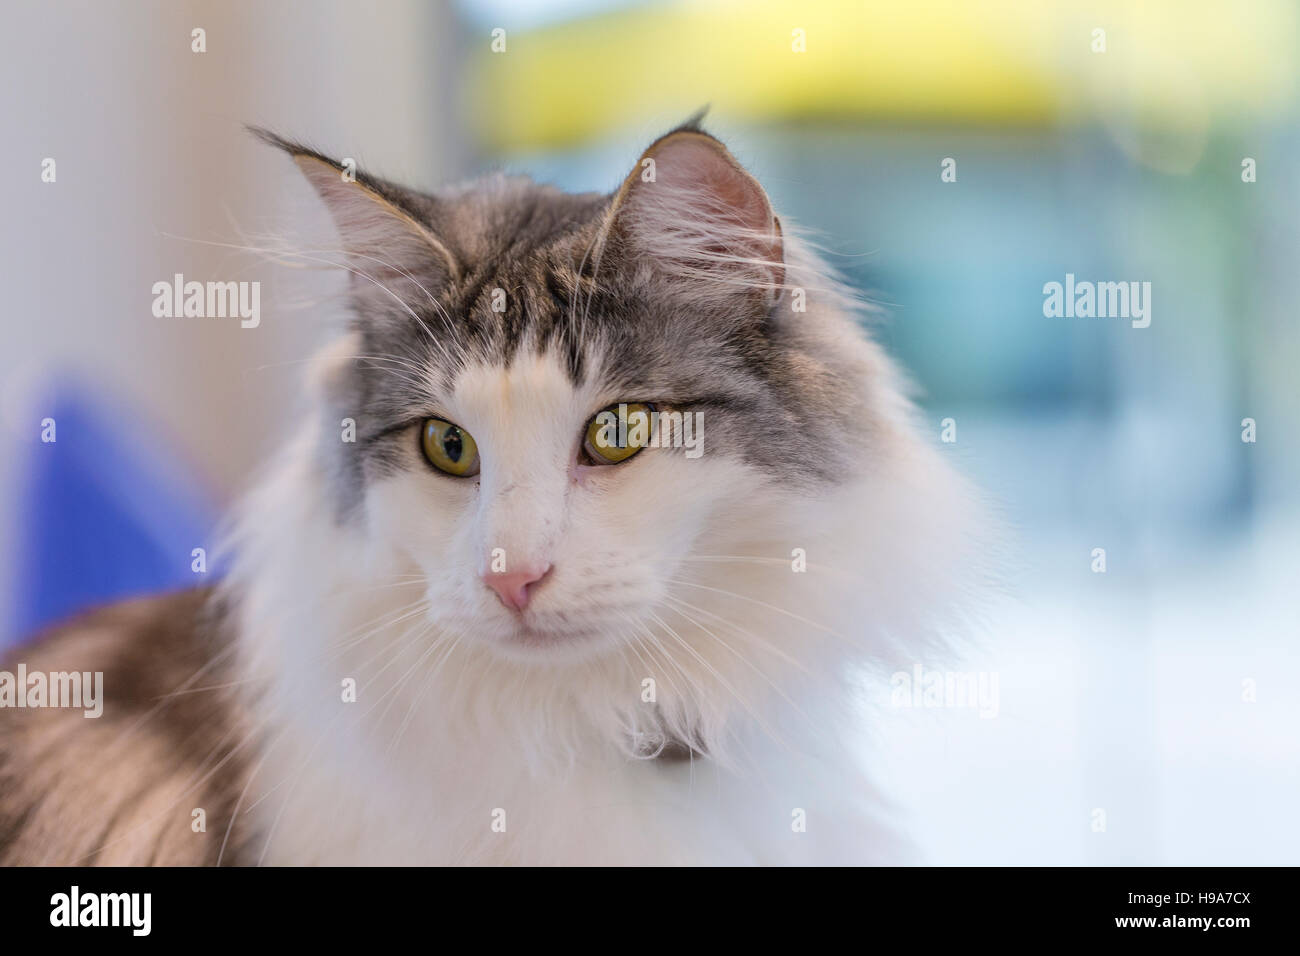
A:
[251,128,460,309]
[603,120,786,308]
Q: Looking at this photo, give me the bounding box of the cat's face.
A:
[364,349,767,662]
[266,124,873,664]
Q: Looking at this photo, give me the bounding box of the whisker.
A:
[665,578,857,648]
[645,609,787,752]
[660,598,813,729]
[660,593,811,676]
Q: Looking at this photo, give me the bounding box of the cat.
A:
[0,118,985,865]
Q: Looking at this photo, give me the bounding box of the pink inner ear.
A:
[629,134,786,298]
[653,135,775,235]
[292,154,457,287]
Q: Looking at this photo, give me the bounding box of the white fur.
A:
[220,230,985,866]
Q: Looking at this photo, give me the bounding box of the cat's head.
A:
[252,121,953,694]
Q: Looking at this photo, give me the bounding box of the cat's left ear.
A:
[251,127,461,311]
[606,122,785,306]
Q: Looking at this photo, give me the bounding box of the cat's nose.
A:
[483,564,552,612]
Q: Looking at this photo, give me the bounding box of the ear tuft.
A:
[608,121,785,305]
[251,126,461,310]
[662,105,711,137]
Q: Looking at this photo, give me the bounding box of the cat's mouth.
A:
[426,586,648,661]
[510,621,602,646]
[488,617,625,662]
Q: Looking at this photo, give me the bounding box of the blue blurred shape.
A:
[5,383,220,647]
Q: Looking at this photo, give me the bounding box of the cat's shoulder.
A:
[0,588,256,865]
[8,587,225,685]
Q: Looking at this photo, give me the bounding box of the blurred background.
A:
[1,0,1296,864]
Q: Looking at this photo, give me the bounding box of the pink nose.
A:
[484,564,551,611]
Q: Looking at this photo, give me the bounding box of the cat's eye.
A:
[583,403,655,465]
[420,418,480,477]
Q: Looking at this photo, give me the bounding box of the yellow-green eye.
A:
[583,402,654,465]
[420,418,480,477]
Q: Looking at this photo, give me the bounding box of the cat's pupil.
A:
[443,427,463,462]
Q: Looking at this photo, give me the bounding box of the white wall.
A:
[0,0,466,631]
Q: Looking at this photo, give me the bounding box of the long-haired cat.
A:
[0,119,983,865]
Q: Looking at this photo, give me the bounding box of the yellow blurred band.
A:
[473,0,1298,150]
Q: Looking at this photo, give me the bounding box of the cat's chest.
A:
[253,741,762,865]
